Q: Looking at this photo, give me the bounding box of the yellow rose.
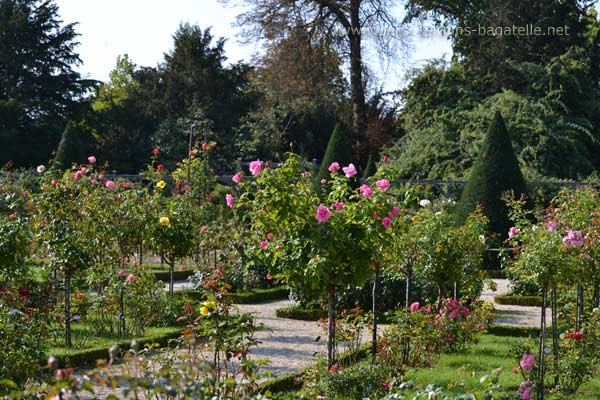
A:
[156,180,166,189]
[200,306,210,316]
[159,216,170,227]
[206,301,217,309]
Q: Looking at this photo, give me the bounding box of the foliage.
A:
[0,0,96,167]
[0,289,46,390]
[456,111,528,238]
[318,362,390,400]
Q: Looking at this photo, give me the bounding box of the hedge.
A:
[175,287,289,304]
[258,343,372,394]
[49,327,182,368]
[223,287,289,304]
[494,295,542,307]
[487,325,541,337]
[152,269,194,282]
[484,269,507,279]
[275,305,328,321]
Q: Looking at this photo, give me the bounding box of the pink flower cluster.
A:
[440,298,470,320]
[519,354,535,372]
[563,230,584,248]
[342,163,357,178]
[316,205,331,222]
[249,160,262,176]
[517,380,534,400]
[232,172,243,183]
[360,184,373,198]
[508,227,521,238]
[225,194,234,208]
[546,220,558,232]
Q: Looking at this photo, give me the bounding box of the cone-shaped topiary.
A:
[53,121,86,169]
[315,123,353,184]
[362,154,376,179]
[456,111,528,239]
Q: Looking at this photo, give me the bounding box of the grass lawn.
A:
[47,325,181,356]
[402,334,600,399]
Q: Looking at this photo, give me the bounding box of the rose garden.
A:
[4,1,600,399]
[1,110,600,400]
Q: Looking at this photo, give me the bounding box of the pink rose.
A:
[328,162,340,172]
[508,227,520,238]
[157,164,164,172]
[342,163,357,178]
[382,217,392,229]
[127,274,136,282]
[383,155,389,162]
[51,179,58,186]
[189,149,196,157]
[267,232,274,240]
[389,206,400,218]
[152,148,160,156]
[232,172,243,183]
[80,167,87,175]
[360,184,373,198]
[118,269,127,277]
[249,159,263,176]
[332,202,344,211]
[87,156,96,164]
[225,194,234,208]
[449,309,460,319]
[410,302,420,312]
[275,245,281,251]
[315,205,331,222]
[546,221,558,232]
[201,225,208,232]
[105,180,115,189]
[375,179,390,191]
[36,165,45,173]
[519,354,535,372]
[563,230,584,248]
[74,170,83,180]
[266,273,273,280]
[260,240,267,249]
[320,178,327,184]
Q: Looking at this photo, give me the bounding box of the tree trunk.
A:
[348,0,367,149]
[327,286,336,366]
[138,242,143,266]
[576,284,584,331]
[538,286,547,400]
[65,272,72,348]
[594,280,599,309]
[119,285,125,338]
[169,257,175,295]
[372,265,380,363]
[405,266,412,310]
[551,286,558,388]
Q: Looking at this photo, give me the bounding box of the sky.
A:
[56,0,452,89]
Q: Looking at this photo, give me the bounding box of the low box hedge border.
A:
[484,269,507,279]
[494,295,542,307]
[275,305,328,321]
[152,269,194,282]
[258,343,372,394]
[50,327,182,368]
[175,287,289,304]
[224,287,289,304]
[487,325,540,337]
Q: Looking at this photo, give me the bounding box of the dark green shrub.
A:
[275,305,328,320]
[53,120,87,169]
[494,295,542,307]
[315,123,353,185]
[319,363,390,400]
[362,154,376,179]
[487,325,540,337]
[455,111,528,239]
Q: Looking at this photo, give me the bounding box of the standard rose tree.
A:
[233,154,372,364]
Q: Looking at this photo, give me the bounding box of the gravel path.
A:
[482,279,546,327]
